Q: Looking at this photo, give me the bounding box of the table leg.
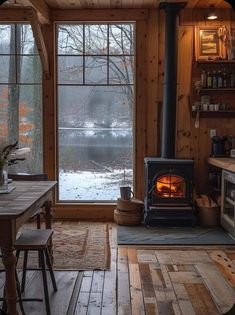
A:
[44,200,54,263]
[1,247,19,315]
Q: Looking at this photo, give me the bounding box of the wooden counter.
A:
[207,157,235,173]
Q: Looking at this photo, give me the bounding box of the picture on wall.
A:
[195,27,225,60]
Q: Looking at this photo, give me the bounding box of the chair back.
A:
[8,174,48,181]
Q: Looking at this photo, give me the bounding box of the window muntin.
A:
[57,23,135,202]
[0,24,43,173]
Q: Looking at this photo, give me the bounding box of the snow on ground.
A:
[59,169,133,201]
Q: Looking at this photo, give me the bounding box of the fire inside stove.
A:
[155,174,186,198]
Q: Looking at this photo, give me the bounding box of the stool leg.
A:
[16,250,20,262]
[44,248,57,292]
[40,250,51,315]
[15,271,25,315]
[21,250,28,294]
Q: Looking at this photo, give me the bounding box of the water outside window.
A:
[57,23,135,202]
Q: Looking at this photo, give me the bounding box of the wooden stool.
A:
[15,229,57,315]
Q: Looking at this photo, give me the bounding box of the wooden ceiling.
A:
[2,0,232,10]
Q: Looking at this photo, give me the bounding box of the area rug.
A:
[117,224,235,245]
[17,221,111,270]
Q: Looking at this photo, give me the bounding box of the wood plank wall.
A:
[173,9,235,194]
[1,7,234,218]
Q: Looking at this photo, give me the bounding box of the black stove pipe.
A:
[160,4,181,158]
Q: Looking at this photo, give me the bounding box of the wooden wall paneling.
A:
[50,9,149,21]
[192,9,206,26]
[146,9,159,157]
[157,9,165,155]
[196,118,210,194]
[176,25,193,158]
[110,0,122,9]
[0,9,29,21]
[42,23,56,181]
[180,9,193,26]
[135,19,148,200]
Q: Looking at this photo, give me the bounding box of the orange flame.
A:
[156,175,185,198]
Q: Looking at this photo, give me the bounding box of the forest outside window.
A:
[57,23,135,202]
[0,24,43,173]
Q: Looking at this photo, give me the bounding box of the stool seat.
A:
[15,229,53,249]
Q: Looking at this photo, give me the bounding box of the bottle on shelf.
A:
[223,68,227,88]
[201,69,207,88]
[230,70,235,88]
[207,70,212,88]
[218,70,223,88]
[212,70,217,89]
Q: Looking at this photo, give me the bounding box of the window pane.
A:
[0,56,16,83]
[58,56,83,84]
[17,24,36,55]
[109,56,134,84]
[0,84,43,173]
[58,25,83,55]
[0,24,15,54]
[85,56,107,84]
[85,25,107,55]
[18,85,43,173]
[17,56,42,83]
[109,24,134,55]
[58,86,133,201]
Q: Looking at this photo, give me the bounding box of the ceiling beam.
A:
[27,0,50,24]
[26,9,50,77]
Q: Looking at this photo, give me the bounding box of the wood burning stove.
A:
[144,158,196,227]
[143,4,196,227]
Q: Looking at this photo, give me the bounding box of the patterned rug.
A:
[16,221,111,270]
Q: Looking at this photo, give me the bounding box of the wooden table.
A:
[0,181,57,315]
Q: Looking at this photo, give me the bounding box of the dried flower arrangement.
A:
[0,140,18,169]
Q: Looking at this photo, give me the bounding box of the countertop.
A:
[207,157,235,173]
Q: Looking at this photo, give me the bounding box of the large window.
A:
[57,23,135,202]
[0,24,43,173]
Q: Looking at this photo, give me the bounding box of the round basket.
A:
[117,198,144,212]
[114,208,142,226]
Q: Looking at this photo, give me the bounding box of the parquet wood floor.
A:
[1,223,235,314]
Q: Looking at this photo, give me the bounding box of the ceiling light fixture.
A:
[207,11,218,20]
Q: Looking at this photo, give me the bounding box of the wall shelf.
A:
[200,88,235,92]
[195,60,235,65]
[192,110,235,118]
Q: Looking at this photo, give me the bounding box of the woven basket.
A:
[117,198,144,212]
[114,208,142,226]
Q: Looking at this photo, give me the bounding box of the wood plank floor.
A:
[1,223,235,314]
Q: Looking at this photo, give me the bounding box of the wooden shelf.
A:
[192,110,235,118]
[195,60,235,65]
[201,88,235,92]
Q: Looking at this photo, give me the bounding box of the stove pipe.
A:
[160,4,181,158]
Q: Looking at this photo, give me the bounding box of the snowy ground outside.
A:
[59,168,133,201]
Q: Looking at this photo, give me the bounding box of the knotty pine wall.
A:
[173,9,235,194]
[1,8,234,218]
